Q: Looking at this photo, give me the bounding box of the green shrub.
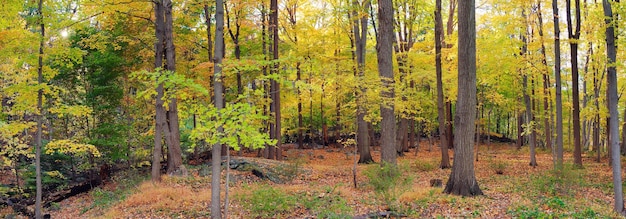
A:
[488,159,508,175]
[364,162,413,211]
[414,159,436,172]
[241,187,296,218]
[302,186,352,218]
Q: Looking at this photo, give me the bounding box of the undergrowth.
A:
[81,169,146,214]
[364,162,413,212]
[236,184,352,218]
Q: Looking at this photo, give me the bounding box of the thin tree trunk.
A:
[270,0,281,160]
[352,2,373,163]
[429,0,450,169]
[211,0,226,216]
[35,0,45,216]
[553,0,564,168]
[566,0,583,168]
[537,0,552,153]
[603,0,625,213]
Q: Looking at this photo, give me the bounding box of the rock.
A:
[430,179,442,187]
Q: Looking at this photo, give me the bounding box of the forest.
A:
[1,0,626,217]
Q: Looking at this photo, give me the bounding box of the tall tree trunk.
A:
[521,14,537,167]
[435,0,450,168]
[566,0,583,168]
[444,0,482,196]
[536,0,552,153]
[270,0,281,160]
[211,0,226,216]
[298,63,304,148]
[353,0,373,163]
[377,0,397,165]
[36,0,45,216]
[552,0,564,168]
[603,0,625,213]
[152,0,166,183]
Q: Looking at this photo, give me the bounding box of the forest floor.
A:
[3,141,626,218]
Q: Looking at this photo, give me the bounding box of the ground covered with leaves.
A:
[5,142,626,218]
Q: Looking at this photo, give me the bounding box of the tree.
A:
[553,0,564,168]
[35,0,45,216]
[376,0,396,165]
[152,0,186,181]
[566,0,582,168]
[435,0,451,169]
[211,0,226,216]
[352,0,374,164]
[443,0,482,196]
[520,10,537,167]
[602,0,624,214]
[270,0,281,160]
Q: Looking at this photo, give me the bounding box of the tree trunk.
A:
[211,0,226,216]
[552,0,564,168]
[377,0,397,165]
[523,73,538,167]
[566,0,583,168]
[443,0,482,196]
[446,101,454,149]
[36,0,45,216]
[516,112,523,150]
[536,0,552,152]
[270,0,281,160]
[603,0,625,213]
[353,0,374,163]
[298,63,304,149]
[435,0,450,168]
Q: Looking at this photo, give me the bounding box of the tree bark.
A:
[435,0,450,168]
[566,0,583,168]
[211,0,226,216]
[536,0,552,153]
[352,0,374,164]
[603,0,625,213]
[270,0,281,160]
[444,0,482,196]
[552,0,564,168]
[36,0,45,216]
[377,0,397,165]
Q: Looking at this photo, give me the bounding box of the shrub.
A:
[364,162,413,211]
[242,187,296,218]
[302,186,352,218]
[414,159,436,172]
[488,159,508,175]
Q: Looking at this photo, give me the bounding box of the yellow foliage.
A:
[45,139,101,157]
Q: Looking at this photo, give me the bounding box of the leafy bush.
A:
[364,162,413,211]
[302,186,352,218]
[241,187,296,218]
[414,159,436,172]
[488,159,508,174]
